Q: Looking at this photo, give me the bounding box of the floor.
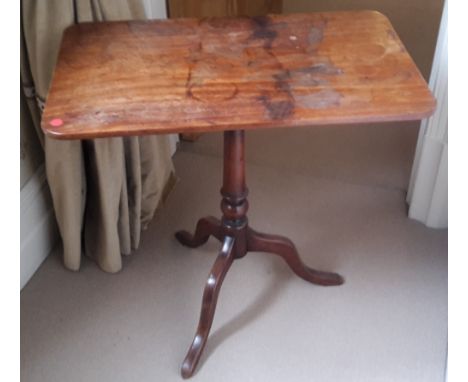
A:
[21,123,447,382]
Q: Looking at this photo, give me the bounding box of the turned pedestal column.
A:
[175,130,344,378]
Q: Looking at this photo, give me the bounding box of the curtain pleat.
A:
[21,0,176,272]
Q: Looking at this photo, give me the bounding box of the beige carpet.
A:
[21,125,447,382]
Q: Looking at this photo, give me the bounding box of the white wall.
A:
[20,165,59,289]
[143,0,168,18]
[21,90,59,289]
[407,0,447,228]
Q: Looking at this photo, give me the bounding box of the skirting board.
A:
[20,164,59,289]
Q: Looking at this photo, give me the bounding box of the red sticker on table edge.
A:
[49,118,63,127]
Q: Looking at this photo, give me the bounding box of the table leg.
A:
[181,236,235,379]
[246,228,344,286]
[175,130,344,378]
[175,216,223,247]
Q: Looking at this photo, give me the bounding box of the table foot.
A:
[181,236,235,379]
[247,228,344,286]
[175,216,223,248]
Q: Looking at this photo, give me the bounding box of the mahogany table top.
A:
[41,11,435,140]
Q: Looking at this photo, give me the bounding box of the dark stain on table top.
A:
[42,11,436,140]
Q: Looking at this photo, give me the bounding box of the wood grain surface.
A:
[168,0,283,142]
[41,11,436,140]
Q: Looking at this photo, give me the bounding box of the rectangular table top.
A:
[42,11,435,140]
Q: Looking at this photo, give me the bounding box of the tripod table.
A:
[42,11,435,378]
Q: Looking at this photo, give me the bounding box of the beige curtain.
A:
[21,0,176,272]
